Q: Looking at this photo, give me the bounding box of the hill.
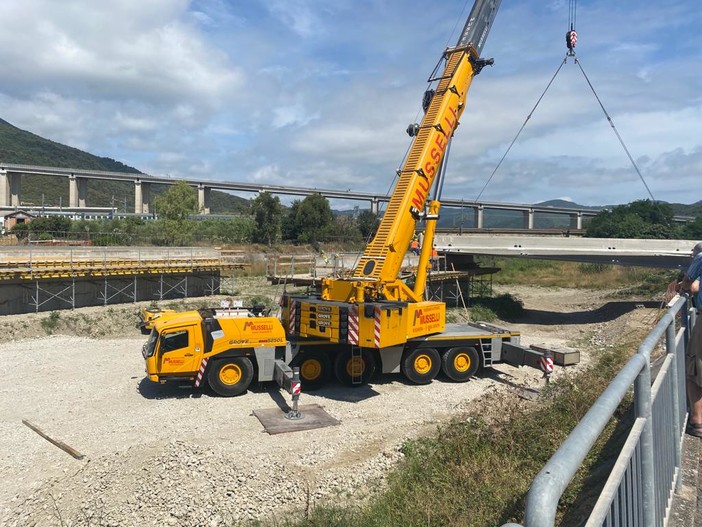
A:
[0,118,248,212]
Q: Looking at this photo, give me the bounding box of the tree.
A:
[153,181,199,221]
[250,192,283,246]
[29,216,72,237]
[586,200,679,239]
[293,194,334,244]
[682,216,702,240]
[282,200,301,242]
[356,210,379,240]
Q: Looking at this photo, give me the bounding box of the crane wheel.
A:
[207,357,254,397]
[293,352,331,390]
[334,349,376,386]
[441,347,479,382]
[401,348,441,384]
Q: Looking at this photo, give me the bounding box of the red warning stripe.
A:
[348,305,359,345]
[373,306,381,348]
[194,357,209,387]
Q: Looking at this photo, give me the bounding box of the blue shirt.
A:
[686,253,702,307]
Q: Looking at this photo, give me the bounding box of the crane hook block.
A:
[566,30,578,50]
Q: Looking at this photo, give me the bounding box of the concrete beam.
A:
[434,233,699,269]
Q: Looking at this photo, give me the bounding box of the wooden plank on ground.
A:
[22,419,85,460]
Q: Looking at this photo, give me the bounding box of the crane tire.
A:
[441,346,479,382]
[207,356,254,397]
[334,349,376,386]
[293,351,331,390]
[401,348,441,384]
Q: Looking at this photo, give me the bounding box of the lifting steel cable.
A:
[473,58,567,203]
[474,0,658,205]
[574,57,656,202]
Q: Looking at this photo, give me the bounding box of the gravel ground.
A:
[0,285,662,527]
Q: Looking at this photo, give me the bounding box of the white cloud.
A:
[0,0,700,208]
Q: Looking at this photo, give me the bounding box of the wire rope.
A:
[473,57,567,203]
[574,57,657,203]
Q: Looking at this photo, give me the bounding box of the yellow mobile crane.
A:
[279,0,556,387]
[142,0,575,398]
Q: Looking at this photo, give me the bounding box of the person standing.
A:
[682,242,702,436]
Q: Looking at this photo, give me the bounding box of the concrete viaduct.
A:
[0,163,688,230]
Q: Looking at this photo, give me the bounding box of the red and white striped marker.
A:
[373,306,381,348]
[540,356,554,374]
[194,358,209,388]
[348,306,359,345]
[292,381,301,396]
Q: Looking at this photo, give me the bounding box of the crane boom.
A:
[283,0,502,354]
[337,0,501,304]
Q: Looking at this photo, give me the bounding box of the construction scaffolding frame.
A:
[0,246,247,315]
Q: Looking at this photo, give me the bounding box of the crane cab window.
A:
[160,330,189,353]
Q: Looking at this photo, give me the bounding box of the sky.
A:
[0,0,700,208]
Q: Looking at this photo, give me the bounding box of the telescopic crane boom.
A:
[322,0,501,306]
[281,0,510,378]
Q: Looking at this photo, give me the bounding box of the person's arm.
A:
[681,256,702,292]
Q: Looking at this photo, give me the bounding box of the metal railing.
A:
[503,295,694,527]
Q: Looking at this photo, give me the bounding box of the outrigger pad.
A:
[253,404,340,435]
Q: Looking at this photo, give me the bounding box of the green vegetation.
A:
[251,192,283,246]
[255,343,635,527]
[486,258,677,291]
[40,311,61,334]
[0,118,248,212]
[584,199,702,239]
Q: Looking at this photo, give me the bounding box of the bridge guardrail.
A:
[502,295,693,527]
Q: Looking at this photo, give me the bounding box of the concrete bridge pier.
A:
[570,212,583,230]
[0,169,21,207]
[522,209,535,229]
[134,179,151,214]
[198,184,211,214]
[473,205,484,229]
[68,174,88,208]
[370,197,379,215]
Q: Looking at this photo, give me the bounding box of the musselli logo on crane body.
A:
[411,104,459,211]
[243,321,275,332]
[413,308,442,325]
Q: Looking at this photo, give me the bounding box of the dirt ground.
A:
[0,280,667,526]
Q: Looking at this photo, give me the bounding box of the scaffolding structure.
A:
[0,246,245,314]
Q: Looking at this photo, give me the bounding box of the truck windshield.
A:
[143,330,158,358]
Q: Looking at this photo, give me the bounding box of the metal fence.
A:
[502,295,694,527]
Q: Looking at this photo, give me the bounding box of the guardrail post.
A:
[667,321,682,491]
[634,361,656,527]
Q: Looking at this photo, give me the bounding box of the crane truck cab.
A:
[142,307,291,396]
